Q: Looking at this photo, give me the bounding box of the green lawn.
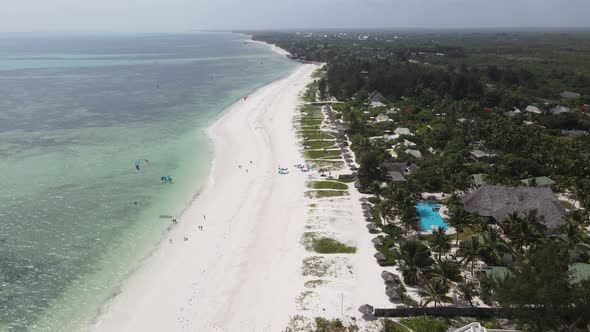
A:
[333,177,355,183]
[305,190,349,198]
[301,118,323,126]
[308,181,349,190]
[305,133,334,140]
[399,318,448,332]
[304,150,341,159]
[303,140,335,150]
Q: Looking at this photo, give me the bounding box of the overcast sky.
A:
[1,0,589,32]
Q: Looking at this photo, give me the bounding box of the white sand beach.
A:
[92,63,318,331]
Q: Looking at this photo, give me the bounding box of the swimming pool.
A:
[416,202,449,231]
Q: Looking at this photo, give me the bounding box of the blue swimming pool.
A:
[416,202,449,231]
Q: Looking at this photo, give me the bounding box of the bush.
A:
[399,318,448,332]
[313,237,357,254]
[368,196,382,204]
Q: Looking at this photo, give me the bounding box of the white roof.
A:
[370,101,386,107]
[394,127,412,135]
[549,105,570,115]
[525,105,542,114]
[383,134,399,140]
[375,114,392,122]
[405,149,423,159]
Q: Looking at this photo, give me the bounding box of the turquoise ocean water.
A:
[0,32,297,331]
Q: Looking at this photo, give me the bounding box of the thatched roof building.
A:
[461,185,566,229]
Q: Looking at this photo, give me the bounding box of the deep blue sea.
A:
[0,32,297,331]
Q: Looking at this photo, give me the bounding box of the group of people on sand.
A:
[238,160,253,173]
[168,214,206,244]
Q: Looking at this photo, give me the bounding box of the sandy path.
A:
[92,64,318,332]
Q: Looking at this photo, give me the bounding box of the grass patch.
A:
[295,290,314,310]
[305,150,341,159]
[379,320,410,332]
[304,279,327,288]
[302,256,331,277]
[308,181,349,190]
[399,318,448,332]
[313,317,359,332]
[457,226,476,241]
[306,133,334,140]
[372,205,383,227]
[301,118,324,126]
[313,237,356,254]
[302,232,356,254]
[334,177,355,183]
[305,190,349,199]
[304,140,335,150]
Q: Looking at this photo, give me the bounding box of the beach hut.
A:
[386,285,401,300]
[372,237,384,246]
[374,252,387,261]
[381,270,396,282]
[367,223,380,232]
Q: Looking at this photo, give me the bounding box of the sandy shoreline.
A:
[91,63,319,331]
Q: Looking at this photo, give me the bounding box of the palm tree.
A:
[505,210,546,254]
[458,282,478,307]
[428,227,452,261]
[399,240,435,285]
[554,213,590,261]
[480,227,510,265]
[429,260,463,288]
[399,201,420,234]
[469,213,489,233]
[447,205,470,245]
[457,236,482,274]
[419,279,452,307]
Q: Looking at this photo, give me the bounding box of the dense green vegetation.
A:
[256,29,590,331]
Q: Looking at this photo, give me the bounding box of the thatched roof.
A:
[374,252,387,261]
[461,185,565,229]
[358,304,374,315]
[381,270,396,281]
[372,237,384,246]
[367,223,379,231]
[385,285,401,299]
[387,171,406,182]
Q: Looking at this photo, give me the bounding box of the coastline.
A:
[91,61,319,331]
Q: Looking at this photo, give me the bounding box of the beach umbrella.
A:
[374,252,387,261]
[372,237,384,246]
[381,271,396,282]
[366,223,379,230]
[358,304,374,315]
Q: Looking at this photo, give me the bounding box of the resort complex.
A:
[253,30,590,332]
